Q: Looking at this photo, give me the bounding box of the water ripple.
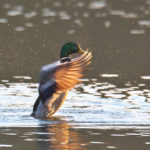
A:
[0,78,150,127]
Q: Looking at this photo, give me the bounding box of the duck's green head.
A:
[60,42,85,59]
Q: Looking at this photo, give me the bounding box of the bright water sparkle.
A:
[1,77,150,128]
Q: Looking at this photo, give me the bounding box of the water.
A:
[1,127,150,150]
[1,78,150,149]
[1,0,150,149]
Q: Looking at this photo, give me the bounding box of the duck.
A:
[32,42,92,118]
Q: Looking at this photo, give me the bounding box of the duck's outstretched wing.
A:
[39,51,92,100]
[55,51,92,91]
[33,51,92,116]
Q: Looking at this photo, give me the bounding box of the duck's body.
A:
[32,42,92,119]
[33,91,68,118]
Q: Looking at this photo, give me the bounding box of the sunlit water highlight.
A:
[1,77,150,128]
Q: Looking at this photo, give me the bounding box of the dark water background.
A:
[0,0,150,83]
[1,0,150,149]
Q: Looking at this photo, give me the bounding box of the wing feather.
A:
[54,51,92,91]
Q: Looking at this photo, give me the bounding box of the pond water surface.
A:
[1,0,150,150]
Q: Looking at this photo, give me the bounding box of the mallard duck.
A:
[32,42,92,118]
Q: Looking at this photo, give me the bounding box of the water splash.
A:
[1,78,150,127]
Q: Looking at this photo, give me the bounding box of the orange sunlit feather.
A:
[54,51,92,91]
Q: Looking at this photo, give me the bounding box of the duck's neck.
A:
[60,49,70,58]
[60,57,71,63]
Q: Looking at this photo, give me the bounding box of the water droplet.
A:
[83,12,89,18]
[0,144,13,148]
[42,19,49,24]
[89,1,106,9]
[42,8,56,17]
[90,141,105,144]
[104,21,111,28]
[107,146,116,149]
[13,76,32,79]
[74,19,82,26]
[110,10,126,16]
[24,138,35,141]
[141,76,150,80]
[1,80,9,83]
[77,2,85,7]
[68,29,75,35]
[3,132,17,135]
[7,5,23,16]
[111,134,125,136]
[0,18,8,23]
[7,10,22,16]
[122,13,138,18]
[15,27,25,32]
[59,11,71,20]
[138,20,150,27]
[100,74,119,78]
[24,11,37,18]
[130,29,145,34]
[25,22,33,27]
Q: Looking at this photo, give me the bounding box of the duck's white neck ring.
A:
[60,57,71,63]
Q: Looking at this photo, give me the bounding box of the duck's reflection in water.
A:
[37,117,87,150]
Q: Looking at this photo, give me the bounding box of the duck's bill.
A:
[78,48,85,54]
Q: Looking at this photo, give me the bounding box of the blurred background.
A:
[0,0,150,84]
